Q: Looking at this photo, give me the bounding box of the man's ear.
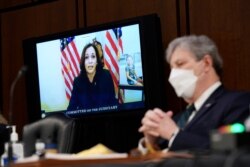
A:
[203,54,213,72]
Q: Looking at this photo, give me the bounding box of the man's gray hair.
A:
[166,35,223,76]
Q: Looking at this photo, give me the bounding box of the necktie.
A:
[177,104,195,129]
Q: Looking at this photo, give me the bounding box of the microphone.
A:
[9,65,28,125]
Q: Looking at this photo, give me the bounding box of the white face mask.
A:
[168,68,198,99]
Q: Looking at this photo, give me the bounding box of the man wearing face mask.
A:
[138,35,250,153]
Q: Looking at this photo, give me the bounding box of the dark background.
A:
[0,0,250,152]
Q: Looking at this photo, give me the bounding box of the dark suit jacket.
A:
[167,85,250,151]
[67,69,118,111]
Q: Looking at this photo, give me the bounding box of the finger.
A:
[166,111,174,117]
[147,130,160,137]
[138,125,150,133]
[138,125,144,132]
[138,125,152,133]
[153,108,166,118]
[139,121,159,133]
[143,110,163,124]
[141,116,159,128]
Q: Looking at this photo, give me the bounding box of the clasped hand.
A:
[139,108,178,141]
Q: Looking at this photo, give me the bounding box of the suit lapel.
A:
[185,85,225,129]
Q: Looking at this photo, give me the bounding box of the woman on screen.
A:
[67,43,118,112]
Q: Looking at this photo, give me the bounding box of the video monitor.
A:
[23,14,166,120]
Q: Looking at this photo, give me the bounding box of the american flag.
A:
[104,28,123,102]
[60,37,81,100]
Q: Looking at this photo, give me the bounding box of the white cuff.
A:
[168,128,180,148]
[138,138,148,155]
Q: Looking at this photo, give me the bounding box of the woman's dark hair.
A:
[79,43,103,74]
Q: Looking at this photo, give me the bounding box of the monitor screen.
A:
[24,14,166,121]
[36,24,144,117]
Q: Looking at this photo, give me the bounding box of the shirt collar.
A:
[194,81,222,111]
